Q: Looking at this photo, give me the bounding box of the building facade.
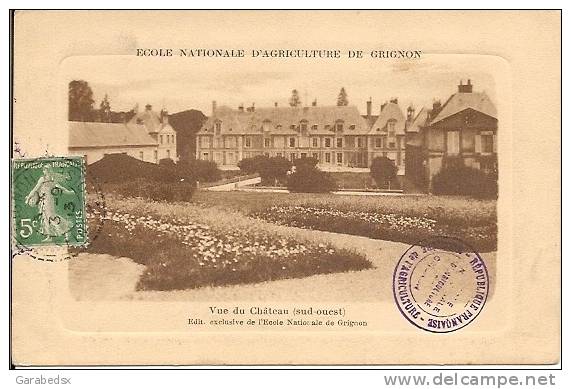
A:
[405,80,498,190]
[68,104,177,165]
[196,100,408,174]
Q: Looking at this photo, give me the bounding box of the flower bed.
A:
[84,197,372,291]
[252,204,496,252]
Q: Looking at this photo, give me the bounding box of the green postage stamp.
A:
[12,156,87,247]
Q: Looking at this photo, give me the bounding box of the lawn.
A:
[192,191,497,252]
[82,196,371,291]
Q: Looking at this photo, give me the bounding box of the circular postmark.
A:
[11,156,106,262]
[392,236,489,333]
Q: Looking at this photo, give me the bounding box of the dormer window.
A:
[387,119,396,136]
[290,124,296,130]
[335,122,344,132]
[215,121,222,134]
[349,124,356,130]
[262,120,271,132]
[300,120,308,132]
[325,124,331,131]
[312,124,318,130]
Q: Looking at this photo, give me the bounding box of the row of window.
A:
[138,149,171,162]
[214,121,356,134]
[446,131,494,155]
[201,136,401,149]
[159,134,176,145]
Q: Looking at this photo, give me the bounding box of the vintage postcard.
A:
[10,10,561,365]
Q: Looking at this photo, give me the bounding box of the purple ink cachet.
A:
[392,236,489,333]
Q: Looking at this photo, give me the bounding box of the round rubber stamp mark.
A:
[392,236,489,333]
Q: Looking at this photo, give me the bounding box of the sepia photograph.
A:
[61,57,498,305]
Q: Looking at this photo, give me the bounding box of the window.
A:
[167,150,171,159]
[264,152,270,157]
[139,151,144,161]
[447,131,460,155]
[300,122,308,132]
[301,153,307,159]
[290,153,297,162]
[336,123,343,131]
[325,138,331,148]
[245,137,251,148]
[312,137,318,147]
[349,124,356,130]
[357,137,364,148]
[336,153,343,164]
[276,152,282,157]
[325,152,331,163]
[325,125,331,131]
[172,134,175,144]
[375,138,381,148]
[336,138,343,148]
[289,137,296,147]
[312,124,318,130]
[264,138,271,148]
[160,135,164,144]
[388,120,396,136]
[482,134,493,154]
[215,121,222,134]
[389,141,396,149]
[312,152,319,160]
[202,152,209,160]
[290,124,296,130]
[154,150,158,162]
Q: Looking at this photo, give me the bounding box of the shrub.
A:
[370,156,397,188]
[111,178,195,202]
[432,165,498,199]
[287,165,337,193]
[238,155,292,185]
[177,159,221,183]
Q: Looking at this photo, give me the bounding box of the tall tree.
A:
[289,89,301,107]
[99,94,111,123]
[337,87,349,106]
[69,80,95,121]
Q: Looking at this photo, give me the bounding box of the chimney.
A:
[161,109,169,125]
[390,97,398,105]
[251,103,255,112]
[145,104,152,111]
[458,79,473,93]
[381,101,388,112]
[312,99,317,107]
[274,102,278,107]
[212,100,217,116]
[366,98,372,119]
[407,105,415,121]
[238,104,244,112]
[432,100,442,116]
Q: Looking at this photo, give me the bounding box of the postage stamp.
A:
[392,236,489,333]
[12,156,88,248]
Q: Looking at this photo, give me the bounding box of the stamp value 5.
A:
[12,157,87,247]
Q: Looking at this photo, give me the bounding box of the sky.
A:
[63,55,497,117]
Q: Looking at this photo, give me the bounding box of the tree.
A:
[69,80,95,121]
[238,155,292,185]
[99,94,112,123]
[289,89,301,107]
[337,87,348,106]
[287,163,337,193]
[370,156,397,188]
[431,165,497,199]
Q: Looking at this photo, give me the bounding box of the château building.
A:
[195,99,408,174]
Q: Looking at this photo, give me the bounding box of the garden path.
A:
[68,227,496,302]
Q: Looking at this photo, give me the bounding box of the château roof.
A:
[431,91,497,124]
[369,101,407,135]
[200,105,371,135]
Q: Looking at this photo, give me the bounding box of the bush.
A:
[238,155,292,185]
[110,178,195,202]
[432,165,498,199]
[177,159,221,183]
[370,156,397,188]
[287,165,337,193]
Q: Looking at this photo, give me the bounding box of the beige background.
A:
[11,10,560,365]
